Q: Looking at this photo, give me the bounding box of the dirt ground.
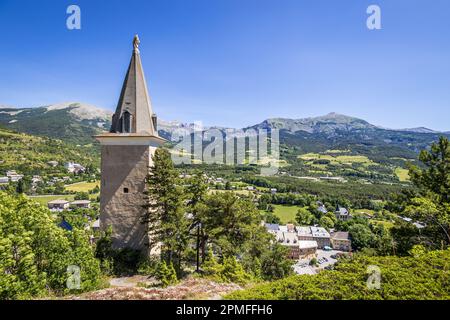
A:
[69,277,242,300]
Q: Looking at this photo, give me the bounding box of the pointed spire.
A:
[110,35,157,136]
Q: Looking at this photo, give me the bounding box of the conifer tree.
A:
[145,148,189,271]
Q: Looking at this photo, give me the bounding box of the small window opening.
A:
[123,188,129,194]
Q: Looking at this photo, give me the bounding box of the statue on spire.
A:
[133,34,140,51]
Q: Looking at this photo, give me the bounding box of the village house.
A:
[297,226,314,241]
[331,231,352,252]
[47,199,70,211]
[65,162,86,174]
[265,223,280,235]
[335,206,351,221]
[270,188,277,194]
[310,226,331,248]
[0,176,9,184]
[47,161,59,167]
[296,226,331,248]
[70,200,91,209]
[298,240,318,257]
[32,175,42,184]
[317,201,328,214]
[267,225,333,259]
[6,170,24,182]
[275,231,301,259]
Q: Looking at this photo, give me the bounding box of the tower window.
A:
[123,187,129,194]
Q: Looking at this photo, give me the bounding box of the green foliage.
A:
[74,192,90,200]
[156,260,178,288]
[0,192,101,299]
[0,128,99,184]
[243,175,406,209]
[226,249,450,300]
[202,253,253,285]
[259,244,294,280]
[196,192,262,257]
[221,256,253,285]
[348,224,377,251]
[409,136,450,204]
[309,257,318,266]
[319,216,334,230]
[296,208,314,225]
[146,148,189,272]
[95,230,146,276]
[262,211,281,224]
[393,136,450,246]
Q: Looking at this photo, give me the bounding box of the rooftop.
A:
[297,226,312,236]
[298,240,318,249]
[336,207,349,215]
[48,199,70,205]
[331,231,350,240]
[265,223,280,231]
[71,200,91,205]
[310,226,330,238]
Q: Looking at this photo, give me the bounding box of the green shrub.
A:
[156,261,178,288]
[0,192,101,299]
[202,253,253,285]
[225,249,450,300]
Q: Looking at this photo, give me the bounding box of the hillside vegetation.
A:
[226,248,450,300]
[0,127,99,176]
[0,103,111,145]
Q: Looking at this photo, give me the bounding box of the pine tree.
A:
[185,171,208,270]
[144,148,189,271]
[156,260,178,287]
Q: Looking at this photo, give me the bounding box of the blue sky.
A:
[0,0,449,130]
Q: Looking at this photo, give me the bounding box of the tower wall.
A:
[99,144,157,251]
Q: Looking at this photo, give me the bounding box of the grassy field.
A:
[371,219,395,229]
[28,194,75,206]
[395,167,410,182]
[298,153,376,167]
[264,204,299,224]
[65,181,100,192]
[353,209,376,216]
[208,189,253,196]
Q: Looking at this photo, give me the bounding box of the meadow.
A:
[65,181,100,192]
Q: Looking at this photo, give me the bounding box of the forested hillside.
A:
[0,127,99,176]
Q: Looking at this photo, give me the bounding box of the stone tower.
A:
[96,35,165,252]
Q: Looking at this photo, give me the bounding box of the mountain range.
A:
[0,103,449,157]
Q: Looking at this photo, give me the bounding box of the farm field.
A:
[298,153,376,167]
[394,167,410,181]
[208,189,253,196]
[65,181,100,192]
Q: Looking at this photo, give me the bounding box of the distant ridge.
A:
[0,102,112,144]
[0,104,449,151]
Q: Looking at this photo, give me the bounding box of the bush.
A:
[156,261,178,288]
[0,192,101,299]
[202,253,253,285]
[225,249,450,300]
